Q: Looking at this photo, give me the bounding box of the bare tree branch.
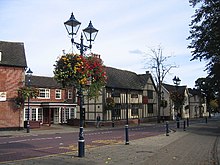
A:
[144,45,177,123]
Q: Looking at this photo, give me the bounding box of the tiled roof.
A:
[106,67,151,90]
[0,41,27,67]
[163,83,187,95]
[188,88,200,96]
[26,75,62,88]
[26,67,152,90]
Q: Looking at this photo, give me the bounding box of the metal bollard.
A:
[183,120,186,131]
[187,118,189,127]
[166,121,169,136]
[205,117,208,123]
[177,119,180,128]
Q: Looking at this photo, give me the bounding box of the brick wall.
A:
[30,88,67,102]
[0,66,25,129]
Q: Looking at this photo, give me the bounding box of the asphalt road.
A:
[0,123,168,163]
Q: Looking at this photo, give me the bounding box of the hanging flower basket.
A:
[14,87,39,108]
[54,53,107,99]
[105,97,115,110]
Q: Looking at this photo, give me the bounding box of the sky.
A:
[0,0,208,88]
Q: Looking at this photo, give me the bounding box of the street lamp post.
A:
[161,91,165,123]
[125,90,129,145]
[173,76,181,128]
[26,68,33,133]
[111,89,115,127]
[64,12,98,157]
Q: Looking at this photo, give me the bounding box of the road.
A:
[0,123,168,163]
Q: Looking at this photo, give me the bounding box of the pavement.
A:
[0,118,220,165]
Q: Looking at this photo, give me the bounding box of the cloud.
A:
[129,49,144,55]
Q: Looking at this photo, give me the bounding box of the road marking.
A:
[8,139,30,143]
[0,152,16,156]
[85,131,112,136]
[33,147,53,151]
[3,136,62,144]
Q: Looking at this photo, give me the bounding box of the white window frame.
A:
[38,88,50,99]
[68,90,73,99]
[55,89,62,99]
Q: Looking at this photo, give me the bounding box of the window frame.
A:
[147,90,154,99]
[55,89,62,99]
[38,88,50,99]
[68,89,73,99]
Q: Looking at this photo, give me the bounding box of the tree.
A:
[188,0,220,69]
[145,45,176,123]
[195,77,215,117]
[188,0,220,113]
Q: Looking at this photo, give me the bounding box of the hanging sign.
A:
[0,92,6,101]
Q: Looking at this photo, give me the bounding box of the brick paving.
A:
[1,118,220,165]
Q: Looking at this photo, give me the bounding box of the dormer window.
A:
[0,51,2,62]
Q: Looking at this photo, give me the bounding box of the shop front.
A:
[24,102,77,127]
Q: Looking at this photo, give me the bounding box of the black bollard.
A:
[177,119,180,128]
[187,118,189,127]
[205,117,208,123]
[183,120,186,131]
[166,121,169,136]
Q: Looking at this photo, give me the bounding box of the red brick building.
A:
[0,41,27,129]
[24,75,76,127]
[0,41,77,129]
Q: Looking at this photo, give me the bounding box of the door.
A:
[43,108,49,124]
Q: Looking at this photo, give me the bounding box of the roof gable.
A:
[106,67,152,90]
[163,83,187,95]
[26,75,62,88]
[0,41,27,68]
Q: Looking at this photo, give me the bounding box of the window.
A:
[148,104,154,113]
[38,88,50,99]
[68,90,73,99]
[131,93,138,98]
[38,108,43,122]
[70,108,75,119]
[147,90,154,99]
[24,108,28,121]
[131,104,139,116]
[55,89,62,99]
[112,90,120,97]
[31,108,36,121]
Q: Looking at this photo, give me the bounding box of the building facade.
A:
[83,68,158,123]
[188,88,207,118]
[24,76,77,127]
[1,40,208,129]
[0,41,27,129]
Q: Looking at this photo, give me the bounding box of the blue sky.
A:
[0,0,207,87]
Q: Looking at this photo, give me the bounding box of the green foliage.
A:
[15,87,39,108]
[160,99,168,108]
[105,97,115,110]
[188,0,220,105]
[188,0,220,67]
[170,91,185,110]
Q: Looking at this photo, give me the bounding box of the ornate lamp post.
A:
[125,90,129,145]
[64,12,98,157]
[26,68,33,133]
[173,76,181,86]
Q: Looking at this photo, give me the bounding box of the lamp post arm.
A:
[73,34,90,55]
